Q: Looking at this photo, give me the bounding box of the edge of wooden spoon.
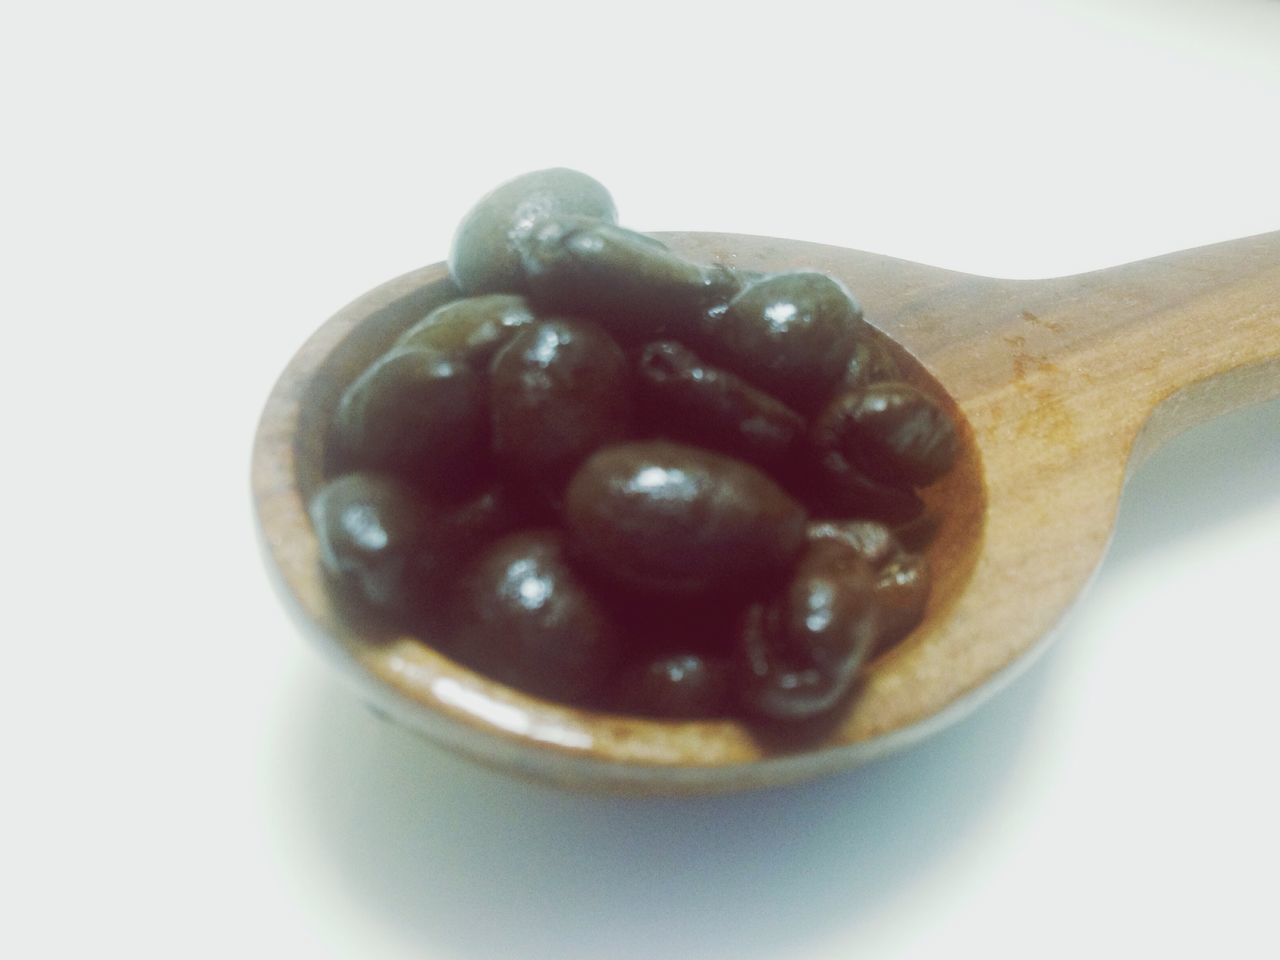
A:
[253,230,1280,793]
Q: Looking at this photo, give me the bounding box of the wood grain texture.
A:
[252,231,1280,793]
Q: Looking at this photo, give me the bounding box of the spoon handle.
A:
[1006,231,1280,462]
[661,229,1278,463]
[888,231,1280,466]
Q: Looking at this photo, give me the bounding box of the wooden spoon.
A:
[253,231,1280,794]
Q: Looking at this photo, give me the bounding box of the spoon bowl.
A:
[253,231,1280,793]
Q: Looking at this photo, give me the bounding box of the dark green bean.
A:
[449,168,617,295]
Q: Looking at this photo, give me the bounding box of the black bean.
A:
[564,441,807,597]
[307,168,967,726]
[807,520,930,651]
[735,540,879,721]
[812,382,958,487]
[600,589,748,658]
[515,217,739,344]
[807,519,898,565]
[489,318,632,486]
[702,271,862,411]
[805,446,926,524]
[838,336,902,394]
[636,340,806,470]
[451,531,623,702]
[330,346,488,491]
[397,294,536,366]
[872,548,930,651]
[309,473,431,614]
[891,510,942,551]
[414,481,529,583]
[614,653,731,719]
[449,168,617,295]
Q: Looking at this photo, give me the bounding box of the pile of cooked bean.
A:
[310,169,959,725]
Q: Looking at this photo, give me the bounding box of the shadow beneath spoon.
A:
[290,401,1278,959]
[293,647,1056,960]
[1108,397,1280,566]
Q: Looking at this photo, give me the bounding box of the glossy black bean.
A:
[735,540,879,721]
[873,548,930,651]
[330,346,488,491]
[564,441,807,597]
[452,531,622,702]
[807,519,898,567]
[307,166,967,733]
[308,472,430,614]
[614,653,731,719]
[805,446,926,524]
[782,540,880,673]
[738,605,845,720]
[449,168,617,295]
[413,481,529,583]
[396,294,536,366]
[807,520,930,651]
[489,318,631,485]
[636,340,806,470]
[702,271,862,411]
[813,383,958,487]
[599,589,747,658]
[838,335,902,394]
[891,509,942,551]
[515,217,740,344]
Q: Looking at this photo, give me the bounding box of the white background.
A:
[4,1,1279,957]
